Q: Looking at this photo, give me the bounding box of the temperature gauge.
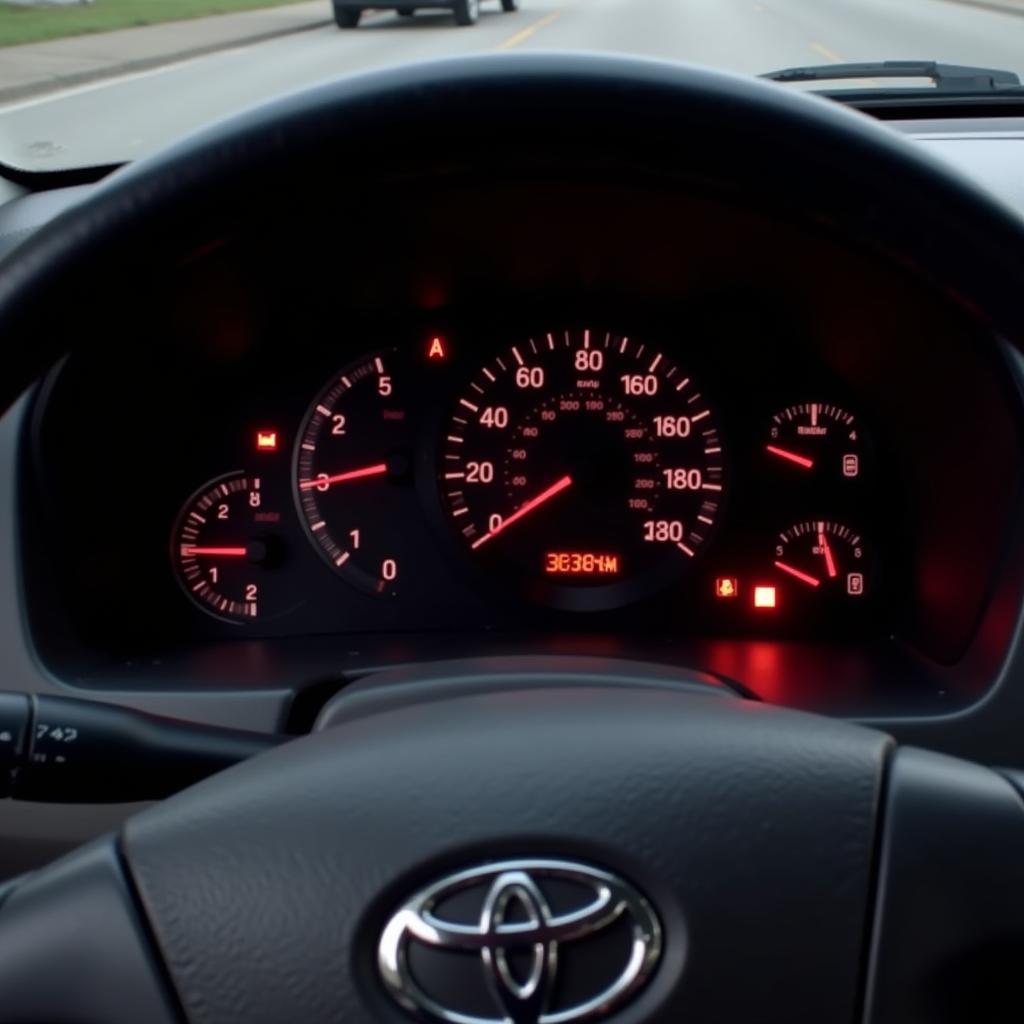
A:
[171,471,287,623]
[773,519,870,598]
[765,403,863,482]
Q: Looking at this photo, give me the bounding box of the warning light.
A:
[842,453,860,478]
[427,336,447,360]
[847,572,865,596]
[753,585,777,609]
[255,430,278,452]
[715,577,738,599]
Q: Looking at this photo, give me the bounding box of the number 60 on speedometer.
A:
[439,329,727,610]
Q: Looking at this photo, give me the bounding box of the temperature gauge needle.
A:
[471,475,573,550]
[774,560,821,588]
[298,462,389,491]
[818,528,838,578]
[181,547,248,557]
[765,445,815,470]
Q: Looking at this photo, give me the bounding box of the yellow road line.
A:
[497,11,561,49]
[810,41,843,63]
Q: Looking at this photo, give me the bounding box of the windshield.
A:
[2,0,1024,170]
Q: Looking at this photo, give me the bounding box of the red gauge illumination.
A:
[293,351,413,596]
[773,520,870,598]
[440,329,727,610]
[171,471,287,623]
[766,404,864,482]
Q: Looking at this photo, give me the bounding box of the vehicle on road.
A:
[333,0,518,28]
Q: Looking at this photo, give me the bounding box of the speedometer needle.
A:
[298,462,389,491]
[470,475,573,551]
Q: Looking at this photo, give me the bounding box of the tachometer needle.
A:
[470,475,573,550]
[774,560,821,588]
[818,528,838,578]
[181,547,248,557]
[298,462,389,491]
[765,445,814,470]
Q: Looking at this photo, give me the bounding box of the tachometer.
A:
[440,329,726,609]
[294,350,412,595]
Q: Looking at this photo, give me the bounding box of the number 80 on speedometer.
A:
[440,329,727,610]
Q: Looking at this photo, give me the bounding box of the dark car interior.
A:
[3,51,1024,1022]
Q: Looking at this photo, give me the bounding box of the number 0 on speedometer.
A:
[440,329,727,609]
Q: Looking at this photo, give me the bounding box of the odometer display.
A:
[441,329,727,609]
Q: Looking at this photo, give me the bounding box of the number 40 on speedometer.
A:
[440,329,727,610]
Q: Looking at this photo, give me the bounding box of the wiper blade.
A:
[762,60,1022,94]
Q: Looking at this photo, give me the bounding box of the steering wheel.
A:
[2,53,1024,1024]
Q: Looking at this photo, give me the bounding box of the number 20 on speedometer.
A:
[440,329,727,610]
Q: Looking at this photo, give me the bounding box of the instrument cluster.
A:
[159,325,888,637]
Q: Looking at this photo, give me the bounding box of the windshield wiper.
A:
[762,60,1023,94]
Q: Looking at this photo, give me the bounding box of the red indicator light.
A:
[544,552,620,575]
[715,577,738,599]
[753,585,777,609]
[255,430,278,452]
[428,337,447,360]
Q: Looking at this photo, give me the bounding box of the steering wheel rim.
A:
[3,52,1024,414]
[3,52,1024,1024]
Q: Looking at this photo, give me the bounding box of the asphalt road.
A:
[4,0,1024,169]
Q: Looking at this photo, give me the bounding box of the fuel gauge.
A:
[773,519,870,598]
[765,403,863,482]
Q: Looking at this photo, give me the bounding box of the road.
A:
[4,0,1024,169]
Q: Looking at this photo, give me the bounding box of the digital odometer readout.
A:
[544,552,622,575]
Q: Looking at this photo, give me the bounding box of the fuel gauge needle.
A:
[470,475,573,550]
[765,445,815,470]
[774,561,821,588]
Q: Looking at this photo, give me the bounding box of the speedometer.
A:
[440,329,727,609]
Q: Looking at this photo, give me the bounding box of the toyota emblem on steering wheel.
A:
[377,859,664,1024]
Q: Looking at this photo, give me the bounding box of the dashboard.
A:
[3,80,1024,883]
[11,163,1023,724]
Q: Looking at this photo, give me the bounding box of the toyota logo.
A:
[378,859,663,1024]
